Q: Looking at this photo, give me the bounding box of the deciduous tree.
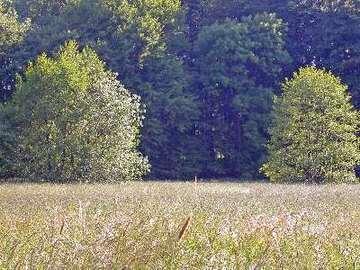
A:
[262,67,359,183]
[194,14,290,178]
[0,41,149,181]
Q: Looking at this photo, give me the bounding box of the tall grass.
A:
[0,182,359,269]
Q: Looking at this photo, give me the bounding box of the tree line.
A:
[0,0,359,182]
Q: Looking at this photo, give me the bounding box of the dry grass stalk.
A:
[178,216,192,241]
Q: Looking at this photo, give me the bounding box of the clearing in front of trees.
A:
[0,181,359,269]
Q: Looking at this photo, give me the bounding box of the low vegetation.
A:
[1,182,359,269]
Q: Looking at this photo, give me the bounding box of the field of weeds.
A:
[0,182,359,269]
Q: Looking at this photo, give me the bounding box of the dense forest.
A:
[1,0,359,180]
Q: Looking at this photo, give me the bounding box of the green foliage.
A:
[0,41,149,181]
[0,1,30,100]
[288,0,360,12]
[102,0,181,67]
[99,0,200,178]
[0,107,14,176]
[3,0,200,179]
[198,0,360,110]
[194,14,291,178]
[285,1,360,108]
[183,0,202,44]
[0,1,30,54]
[0,0,115,102]
[136,54,201,179]
[262,67,359,183]
[1,0,360,180]
[12,0,78,22]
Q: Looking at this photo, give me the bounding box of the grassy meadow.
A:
[0,181,360,269]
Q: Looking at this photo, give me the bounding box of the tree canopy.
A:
[193,14,290,178]
[0,0,359,181]
[262,67,359,183]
